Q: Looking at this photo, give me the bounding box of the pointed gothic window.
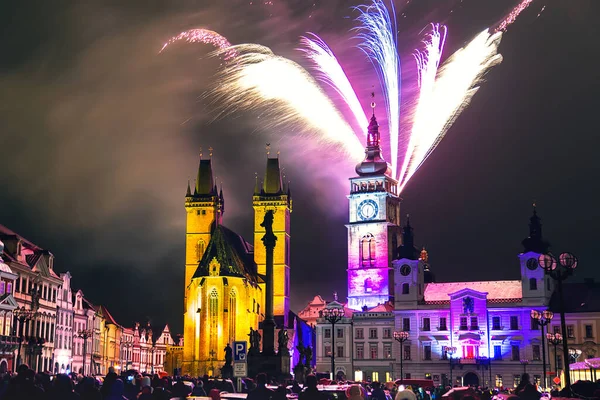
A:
[360,234,376,267]
[196,240,206,261]
[209,289,218,352]
[228,289,237,342]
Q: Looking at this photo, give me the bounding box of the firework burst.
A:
[166,0,535,193]
[160,28,237,59]
[210,44,364,159]
[355,0,401,179]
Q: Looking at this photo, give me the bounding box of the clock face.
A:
[400,264,411,276]
[358,199,379,221]
[526,258,538,271]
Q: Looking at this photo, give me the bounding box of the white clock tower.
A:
[346,108,401,310]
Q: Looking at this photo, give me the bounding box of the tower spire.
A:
[355,92,392,177]
[522,202,550,253]
[195,147,216,196]
[398,214,417,260]
[263,148,283,195]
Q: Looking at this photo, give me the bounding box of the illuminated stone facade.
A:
[314,204,585,388]
[182,154,292,376]
[347,113,401,311]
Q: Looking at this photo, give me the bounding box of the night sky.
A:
[1,0,599,335]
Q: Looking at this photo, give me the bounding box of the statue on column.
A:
[224,343,233,366]
[248,328,261,354]
[278,329,289,353]
[304,345,312,368]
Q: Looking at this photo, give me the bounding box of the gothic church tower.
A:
[253,151,292,326]
[183,151,223,309]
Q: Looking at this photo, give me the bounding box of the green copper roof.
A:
[193,224,258,280]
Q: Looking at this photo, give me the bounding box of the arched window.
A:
[196,239,206,261]
[529,278,537,290]
[209,289,218,351]
[360,234,376,267]
[402,283,409,295]
[229,289,237,342]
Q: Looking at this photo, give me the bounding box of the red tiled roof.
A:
[0,224,42,251]
[424,280,522,302]
[367,303,394,312]
[98,305,120,326]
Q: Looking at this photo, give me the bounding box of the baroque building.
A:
[182,151,293,376]
[1,224,61,373]
[312,107,600,387]
[1,223,178,375]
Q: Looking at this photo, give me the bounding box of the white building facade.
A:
[54,272,74,373]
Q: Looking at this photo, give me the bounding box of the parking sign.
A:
[233,341,247,362]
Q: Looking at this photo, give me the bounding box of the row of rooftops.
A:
[0,223,179,344]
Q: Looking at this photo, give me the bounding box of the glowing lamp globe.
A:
[538,254,557,271]
[542,310,554,320]
[559,252,578,269]
[530,310,541,320]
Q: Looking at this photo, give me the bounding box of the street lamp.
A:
[538,252,578,394]
[521,359,530,373]
[444,346,457,388]
[531,309,553,388]
[75,328,94,376]
[546,332,562,378]
[13,306,40,371]
[321,307,344,380]
[393,331,410,383]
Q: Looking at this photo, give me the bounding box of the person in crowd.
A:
[137,376,153,400]
[105,379,129,400]
[291,380,302,394]
[272,385,287,400]
[209,387,222,400]
[46,373,80,400]
[77,376,102,400]
[247,373,274,400]
[347,384,365,400]
[299,374,327,400]
[3,367,45,400]
[396,386,418,400]
[370,381,387,400]
[191,379,207,397]
[151,378,172,400]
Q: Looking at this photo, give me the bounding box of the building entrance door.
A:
[463,372,479,387]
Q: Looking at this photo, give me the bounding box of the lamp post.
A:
[444,346,457,388]
[546,332,562,379]
[531,309,553,388]
[538,252,577,394]
[13,307,40,371]
[321,307,344,380]
[75,328,94,376]
[521,359,529,373]
[393,331,410,383]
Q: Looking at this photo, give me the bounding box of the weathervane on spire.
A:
[370,90,376,116]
